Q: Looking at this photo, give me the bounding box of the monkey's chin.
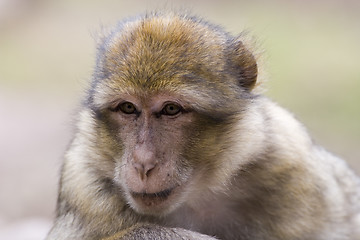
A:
[128,185,183,216]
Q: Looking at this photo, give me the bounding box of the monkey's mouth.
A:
[130,186,177,207]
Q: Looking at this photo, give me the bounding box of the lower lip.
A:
[130,186,177,207]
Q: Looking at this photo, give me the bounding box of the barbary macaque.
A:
[46,12,360,240]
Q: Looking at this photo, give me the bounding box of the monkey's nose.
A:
[132,162,156,181]
[132,144,157,180]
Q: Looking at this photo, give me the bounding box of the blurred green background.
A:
[0,0,359,239]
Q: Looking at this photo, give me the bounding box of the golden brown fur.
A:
[47,12,360,240]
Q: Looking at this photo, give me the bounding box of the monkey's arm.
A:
[48,216,217,240]
[102,224,218,240]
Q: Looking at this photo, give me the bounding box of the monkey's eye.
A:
[117,102,137,114]
[162,103,182,116]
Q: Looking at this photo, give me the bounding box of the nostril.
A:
[133,162,156,180]
[144,162,156,176]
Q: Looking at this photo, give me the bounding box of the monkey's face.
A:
[93,88,238,216]
[90,78,242,216]
[92,80,240,216]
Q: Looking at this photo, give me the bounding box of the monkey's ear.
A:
[230,39,258,91]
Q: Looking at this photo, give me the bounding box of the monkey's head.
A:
[87,12,257,216]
